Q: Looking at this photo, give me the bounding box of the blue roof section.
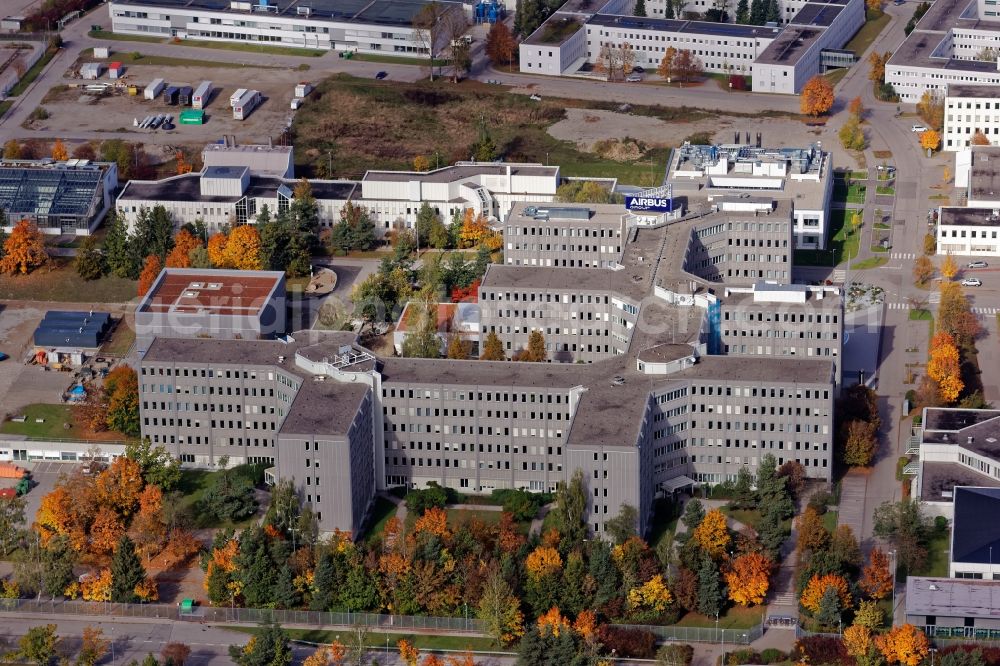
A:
[952,487,1000,564]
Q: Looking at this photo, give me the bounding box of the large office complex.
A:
[138,187,839,537]
[886,0,1000,103]
[518,0,864,94]
[936,145,1000,255]
[0,158,119,236]
[107,0,462,55]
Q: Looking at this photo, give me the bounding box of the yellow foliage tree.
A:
[537,607,571,636]
[874,623,930,666]
[800,573,852,612]
[941,254,958,280]
[207,232,230,268]
[458,209,499,249]
[525,545,563,580]
[134,577,159,602]
[800,76,834,117]
[223,224,264,270]
[81,569,112,601]
[572,610,597,642]
[725,552,772,606]
[928,331,963,404]
[920,129,941,152]
[692,508,730,559]
[412,506,450,540]
[626,574,673,614]
[413,155,431,172]
[843,624,874,660]
[860,548,893,600]
[51,139,69,161]
[0,219,49,275]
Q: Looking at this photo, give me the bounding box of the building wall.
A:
[503,215,626,268]
[519,18,588,75]
[683,213,793,284]
[945,92,1000,151]
[937,222,1000,255]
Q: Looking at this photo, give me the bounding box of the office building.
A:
[905,576,1000,638]
[502,202,629,268]
[944,85,1000,151]
[0,158,119,236]
[935,207,1000,256]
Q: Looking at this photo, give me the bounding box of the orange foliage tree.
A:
[536,607,570,636]
[800,76,834,117]
[398,639,420,666]
[572,610,597,642]
[94,456,144,517]
[920,130,941,152]
[412,507,450,540]
[692,508,730,559]
[843,624,875,661]
[972,130,991,146]
[796,506,830,554]
[875,623,930,666]
[928,331,963,403]
[51,139,69,161]
[457,209,501,250]
[138,254,162,298]
[0,219,48,275]
[176,151,193,175]
[224,224,264,270]
[860,547,894,600]
[89,506,125,556]
[207,232,230,268]
[800,573,852,612]
[725,552,772,606]
[165,229,203,268]
[525,545,563,580]
[81,569,112,601]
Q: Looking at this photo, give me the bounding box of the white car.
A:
[529,94,542,101]
[961,277,983,287]
[968,261,989,268]
[911,124,928,132]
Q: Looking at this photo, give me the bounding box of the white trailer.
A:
[143,78,165,100]
[192,81,212,109]
[294,82,313,98]
[232,89,262,120]
[229,88,247,108]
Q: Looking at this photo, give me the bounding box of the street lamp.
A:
[890,549,897,623]
[930,648,938,666]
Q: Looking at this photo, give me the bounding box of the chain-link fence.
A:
[0,599,484,633]
[612,622,763,644]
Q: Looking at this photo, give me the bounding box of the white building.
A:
[107,0,462,54]
[944,85,1000,151]
[202,140,295,178]
[936,207,1000,256]
[668,141,834,248]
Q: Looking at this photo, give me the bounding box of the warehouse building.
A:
[0,158,119,236]
[107,0,463,55]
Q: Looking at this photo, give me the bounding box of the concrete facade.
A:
[944,85,1000,151]
[502,202,628,269]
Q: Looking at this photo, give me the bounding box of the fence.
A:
[608,622,763,644]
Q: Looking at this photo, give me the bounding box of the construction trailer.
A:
[143,78,165,100]
[192,80,212,109]
[232,89,262,120]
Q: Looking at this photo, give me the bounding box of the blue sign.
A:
[626,196,673,212]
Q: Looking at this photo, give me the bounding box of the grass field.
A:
[225,626,499,652]
[7,47,57,98]
[794,209,860,267]
[446,508,503,528]
[852,256,888,269]
[173,469,258,529]
[876,185,895,196]
[910,309,933,320]
[292,74,760,185]
[171,39,325,57]
[845,12,891,56]
[821,510,838,533]
[0,262,136,303]
[920,530,951,578]
[0,403,124,441]
[363,496,398,544]
[721,507,763,531]
[676,605,763,629]
[352,53,448,67]
[823,68,848,87]
[100,320,135,357]
[88,30,165,43]
[82,49,249,69]
[834,180,867,204]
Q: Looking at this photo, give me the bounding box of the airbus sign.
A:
[626,196,673,212]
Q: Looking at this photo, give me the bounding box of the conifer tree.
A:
[110,535,145,603]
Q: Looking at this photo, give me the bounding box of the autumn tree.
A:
[485,21,518,69]
[224,224,264,270]
[673,49,702,83]
[839,116,866,151]
[457,209,497,249]
[868,51,891,83]
[137,254,162,298]
[800,573,852,613]
[913,255,935,286]
[207,232,230,268]
[917,90,944,130]
[105,366,140,438]
[51,139,68,162]
[843,419,878,467]
[0,219,48,275]
[800,76,834,117]
[78,627,109,666]
[165,229,202,269]
[860,547,893,600]
[657,46,678,80]
[17,625,60,666]
[626,574,673,621]
[446,334,471,360]
[848,96,864,119]
[843,625,877,665]
[478,570,525,646]
[3,139,21,159]
[920,129,941,152]
[866,0,885,14]
[928,331,963,403]
[972,129,992,146]
[536,607,571,636]
[725,552,771,606]
[161,643,192,666]
[398,639,420,666]
[938,279,982,346]
[595,43,635,81]
[875,623,930,666]
[940,254,958,280]
[516,330,547,362]
[480,330,505,360]
[692,508,730,559]
[796,506,830,555]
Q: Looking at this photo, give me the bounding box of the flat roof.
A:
[203,165,247,179]
[948,84,1000,98]
[906,577,1000,619]
[203,143,293,155]
[587,13,780,38]
[507,201,625,224]
[0,161,109,219]
[919,461,1000,502]
[140,269,283,316]
[755,25,826,66]
[887,0,1000,74]
[921,407,1000,459]
[952,486,1000,564]
[939,207,1000,227]
[789,2,843,27]
[523,13,585,46]
[119,173,357,203]
[110,0,464,26]
[363,162,557,184]
[279,380,370,436]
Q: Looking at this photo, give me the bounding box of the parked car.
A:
[632,66,645,73]
[911,124,928,132]
[529,94,542,101]
[961,277,983,286]
[968,261,989,268]
[0,352,7,361]
[375,71,388,80]
[626,73,643,82]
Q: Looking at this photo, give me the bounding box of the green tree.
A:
[110,535,146,603]
[0,495,25,556]
[104,211,137,279]
[749,0,765,22]
[696,557,722,618]
[559,551,589,615]
[481,330,505,360]
[228,624,291,666]
[681,498,705,533]
[470,121,497,162]
[310,552,335,611]
[872,499,932,573]
[604,504,638,544]
[75,235,106,280]
[18,624,59,665]
[735,0,750,22]
[478,570,525,647]
[340,561,378,611]
[815,585,842,627]
[732,467,755,509]
[132,205,175,265]
[401,301,442,358]
[517,625,585,666]
[42,535,76,598]
[204,470,258,522]
[188,246,211,269]
[289,179,320,241]
[125,438,181,491]
[765,0,780,22]
[634,0,648,15]
[415,202,438,248]
[331,202,377,253]
[549,469,588,547]
[273,568,298,610]
[237,527,276,609]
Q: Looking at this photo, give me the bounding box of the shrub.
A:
[807,491,834,514]
[727,649,755,665]
[594,626,656,659]
[404,481,457,515]
[793,636,850,666]
[491,488,551,521]
[657,643,694,666]
[760,648,785,664]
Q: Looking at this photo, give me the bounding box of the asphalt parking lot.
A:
[0,461,75,526]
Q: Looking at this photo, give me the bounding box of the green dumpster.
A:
[179,598,194,614]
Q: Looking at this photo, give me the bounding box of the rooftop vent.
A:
[189,282,204,289]
[277,355,285,363]
[183,290,199,298]
[988,437,997,443]
[969,436,975,444]
[206,282,222,290]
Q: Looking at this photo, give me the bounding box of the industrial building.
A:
[33,311,112,350]
[667,141,834,249]
[107,0,463,55]
[949,487,1000,579]
[886,0,1000,103]
[0,159,119,236]
[518,0,864,94]
[906,577,1000,638]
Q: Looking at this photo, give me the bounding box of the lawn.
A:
[845,12,891,56]
[0,262,136,303]
[919,530,951,578]
[225,626,499,652]
[823,68,848,87]
[794,209,860,267]
[834,180,867,204]
[0,101,12,118]
[849,170,868,180]
[446,508,503,528]
[82,50,249,69]
[721,507,763,531]
[363,496,399,544]
[876,185,895,196]
[648,497,680,547]
[172,39,325,57]
[821,510,838,533]
[173,469,259,529]
[675,606,763,630]
[0,403,124,442]
[100,320,135,357]
[852,256,888,270]
[7,47,57,97]
[873,150,893,159]
[910,309,933,321]
[88,30,165,43]
[352,53,448,67]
